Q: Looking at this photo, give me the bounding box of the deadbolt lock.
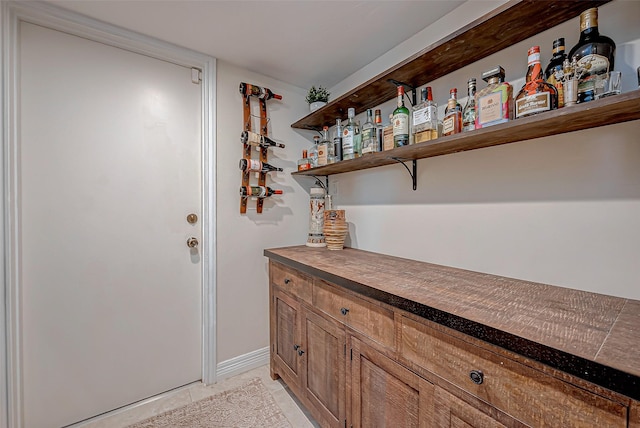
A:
[187,237,199,248]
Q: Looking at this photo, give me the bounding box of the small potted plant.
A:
[306,86,330,112]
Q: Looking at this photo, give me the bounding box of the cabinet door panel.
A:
[435,387,510,428]
[303,309,346,428]
[273,289,302,387]
[351,337,434,428]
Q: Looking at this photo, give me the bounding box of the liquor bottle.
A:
[375,109,384,152]
[239,158,283,173]
[515,46,558,118]
[568,7,615,103]
[412,87,438,144]
[342,108,356,160]
[392,86,410,147]
[308,135,320,167]
[475,66,514,129]
[333,118,343,162]
[318,126,334,165]
[462,79,477,132]
[353,119,362,158]
[239,185,283,198]
[298,150,311,171]
[361,109,377,155]
[544,38,567,108]
[442,88,462,136]
[240,131,285,148]
[238,82,283,100]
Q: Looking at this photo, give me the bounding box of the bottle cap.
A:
[348,108,355,118]
[449,88,457,98]
[323,125,329,131]
[426,86,433,101]
[552,38,565,53]
[273,189,283,195]
[481,66,506,82]
[397,85,405,95]
[303,149,308,158]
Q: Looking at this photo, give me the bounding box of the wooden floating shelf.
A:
[291,0,611,131]
[293,89,640,177]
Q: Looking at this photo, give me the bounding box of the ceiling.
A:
[47,1,465,90]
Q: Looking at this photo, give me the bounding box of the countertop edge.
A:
[264,248,640,401]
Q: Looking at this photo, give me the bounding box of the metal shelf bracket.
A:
[389,157,417,191]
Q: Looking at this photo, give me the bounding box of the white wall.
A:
[329,1,640,300]
[215,60,314,363]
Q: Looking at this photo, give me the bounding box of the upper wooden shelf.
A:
[293,89,640,177]
[291,0,611,131]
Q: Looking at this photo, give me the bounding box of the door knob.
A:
[187,237,199,248]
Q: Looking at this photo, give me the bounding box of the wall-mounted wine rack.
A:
[239,82,283,214]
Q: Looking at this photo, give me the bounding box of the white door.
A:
[19,22,202,428]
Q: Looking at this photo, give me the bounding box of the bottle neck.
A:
[397,93,404,107]
[526,51,543,82]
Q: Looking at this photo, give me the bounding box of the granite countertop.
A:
[264,245,640,401]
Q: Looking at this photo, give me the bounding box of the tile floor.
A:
[73,365,318,428]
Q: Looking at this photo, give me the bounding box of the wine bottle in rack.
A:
[239,186,283,198]
[240,131,285,148]
[238,82,283,100]
[239,158,283,173]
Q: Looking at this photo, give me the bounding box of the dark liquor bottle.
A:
[568,8,616,103]
[240,131,285,148]
[239,186,283,198]
[238,158,283,173]
[515,46,558,118]
[544,38,567,108]
[238,82,283,100]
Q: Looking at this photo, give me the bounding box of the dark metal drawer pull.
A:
[340,307,349,316]
[284,278,291,284]
[469,370,484,385]
[298,349,305,356]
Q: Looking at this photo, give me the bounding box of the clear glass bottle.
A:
[442,88,462,136]
[361,109,377,155]
[308,135,320,167]
[568,7,616,103]
[316,126,332,166]
[515,46,558,118]
[353,119,362,157]
[375,109,384,152]
[321,125,335,164]
[333,118,343,162]
[392,86,410,147]
[462,78,477,132]
[412,87,438,144]
[545,38,567,108]
[475,65,514,129]
[342,108,356,160]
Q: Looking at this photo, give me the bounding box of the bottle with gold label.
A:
[545,38,567,108]
[475,66,513,129]
[442,88,462,136]
[412,87,438,143]
[569,7,616,103]
[515,46,558,119]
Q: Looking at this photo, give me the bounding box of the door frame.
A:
[0,2,217,427]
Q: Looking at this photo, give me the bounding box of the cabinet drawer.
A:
[270,262,312,304]
[400,316,627,427]
[313,280,394,349]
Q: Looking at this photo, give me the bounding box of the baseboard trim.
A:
[215,347,270,382]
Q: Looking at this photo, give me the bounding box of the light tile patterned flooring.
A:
[73,365,318,428]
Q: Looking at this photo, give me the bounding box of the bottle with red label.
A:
[515,46,558,118]
[239,158,283,173]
